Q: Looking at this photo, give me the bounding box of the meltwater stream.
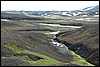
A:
[40,23,82,60]
[50,31,76,60]
[39,23,94,66]
[39,23,82,49]
[40,23,82,28]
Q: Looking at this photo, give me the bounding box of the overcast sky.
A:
[1,1,99,11]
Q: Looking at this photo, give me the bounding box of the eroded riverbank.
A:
[54,23,99,66]
[38,22,95,66]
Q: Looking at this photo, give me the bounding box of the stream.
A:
[40,23,82,28]
[39,23,82,60]
[39,23,94,66]
[39,23,81,48]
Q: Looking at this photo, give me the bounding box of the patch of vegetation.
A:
[3,43,62,66]
[21,50,63,66]
[68,49,95,66]
[3,43,21,53]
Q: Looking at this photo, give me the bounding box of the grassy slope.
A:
[2,44,62,66]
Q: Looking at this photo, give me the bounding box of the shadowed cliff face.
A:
[56,23,99,66]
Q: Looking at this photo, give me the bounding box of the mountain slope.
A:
[80,5,99,11]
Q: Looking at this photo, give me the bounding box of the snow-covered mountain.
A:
[1,5,99,17]
[80,5,99,11]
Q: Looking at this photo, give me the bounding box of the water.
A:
[39,22,82,48]
[49,31,60,34]
[39,23,82,28]
[51,39,67,48]
[39,23,94,65]
[46,23,82,60]
[1,19,10,21]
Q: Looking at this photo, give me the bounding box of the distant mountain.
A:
[1,5,99,17]
[80,5,99,12]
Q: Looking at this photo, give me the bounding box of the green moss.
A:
[4,44,21,53]
[2,50,62,66]
[3,43,62,66]
[70,60,94,66]
[2,37,94,66]
[2,54,62,66]
[26,57,62,66]
[68,49,95,66]
[20,50,63,66]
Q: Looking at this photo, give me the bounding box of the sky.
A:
[1,1,99,11]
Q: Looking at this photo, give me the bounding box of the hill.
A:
[55,22,99,66]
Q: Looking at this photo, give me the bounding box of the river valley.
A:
[1,12,99,66]
[36,22,95,66]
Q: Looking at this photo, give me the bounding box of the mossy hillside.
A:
[2,43,63,66]
[23,50,62,66]
[3,41,94,66]
[67,48,95,66]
